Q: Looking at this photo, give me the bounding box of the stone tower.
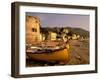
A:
[26,16,41,44]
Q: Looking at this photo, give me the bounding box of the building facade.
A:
[48,32,57,41]
[26,16,41,44]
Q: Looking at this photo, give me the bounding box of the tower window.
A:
[32,28,37,32]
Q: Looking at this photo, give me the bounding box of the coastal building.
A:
[48,32,57,40]
[39,33,46,41]
[72,34,80,40]
[26,16,41,44]
[63,28,69,34]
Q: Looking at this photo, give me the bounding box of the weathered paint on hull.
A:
[27,48,69,64]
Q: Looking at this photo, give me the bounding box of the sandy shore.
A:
[67,39,89,65]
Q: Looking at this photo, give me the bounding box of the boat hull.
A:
[27,48,69,64]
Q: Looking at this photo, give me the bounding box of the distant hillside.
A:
[66,27,89,38]
[40,27,89,38]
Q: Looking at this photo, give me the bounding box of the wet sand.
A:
[67,39,89,65]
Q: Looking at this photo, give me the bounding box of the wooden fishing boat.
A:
[26,43,70,64]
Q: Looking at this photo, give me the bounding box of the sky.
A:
[26,12,90,31]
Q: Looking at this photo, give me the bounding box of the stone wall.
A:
[26,16,41,44]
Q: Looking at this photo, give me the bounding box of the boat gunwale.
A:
[26,47,67,54]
